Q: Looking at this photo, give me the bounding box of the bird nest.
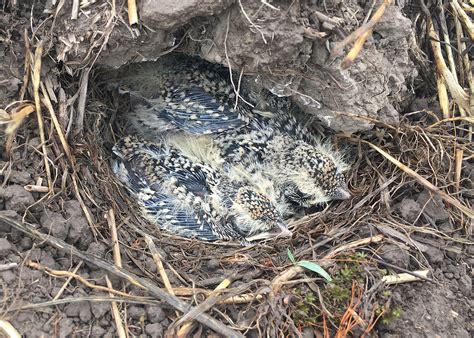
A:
[0,1,473,337]
[2,76,472,336]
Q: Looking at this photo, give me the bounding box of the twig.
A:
[106,276,127,338]
[0,263,18,272]
[427,116,474,129]
[324,234,384,260]
[31,41,53,192]
[40,82,75,166]
[234,67,244,110]
[1,216,243,338]
[218,293,263,305]
[19,29,30,101]
[436,69,450,119]
[71,0,79,19]
[381,270,430,285]
[455,148,463,192]
[24,184,59,193]
[453,2,473,138]
[27,261,135,298]
[71,174,98,236]
[261,0,279,11]
[313,11,344,27]
[303,27,328,40]
[174,274,235,329]
[371,256,436,284]
[450,0,474,41]
[336,281,362,337]
[106,209,122,268]
[105,210,128,337]
[332,0,392,68]
[224,12,254,109]
[4,296,161,313]
[0,320,21,338]
[5,104,36,157]
[144,236,174,295]
[74,67,91,136]
[438,3,458,82]
[420,0,470,114]
[53,261,83,300]
[144,234,181,322]
[365,140,474,218]
[127,0,138,26]
[435,3,453,118]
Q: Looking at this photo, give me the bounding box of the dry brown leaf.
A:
[0,109,11,124]
[5,104,36,135]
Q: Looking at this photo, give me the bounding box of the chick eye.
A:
[283,183,313,206]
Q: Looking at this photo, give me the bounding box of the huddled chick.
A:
[115,54,351,218]
[112,136,290,244]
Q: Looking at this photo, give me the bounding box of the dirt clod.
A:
[63,200,84,218]
[18,236,33,250]
[145,323,164,337]
[1,270,16,283]
[39,250,58,270]
[379,276,471,338]
[40,210,69,241]
[90,299,110,319]
[91,326,107,336]
[7,170,32,185]
[0,211,20,232]
[58,318,75,337]
[86,242,108,259]
[394,198,421,223]
[145,305,166,322]
[0,185,35,213]
[423,245,445,265]
[0,237,14,257]
[206,258,221,270]
[417,190,451,223]
[140,0,232,29]
[128,305,147,320]
[66,213,91,247]
[378,244,411,269]
[457,275,472,297]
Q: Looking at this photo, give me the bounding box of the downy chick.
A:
[112,136,290,243]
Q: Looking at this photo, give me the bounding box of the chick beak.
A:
[336,185,351,200]
[275,222,292,237]
[245,222,292,242]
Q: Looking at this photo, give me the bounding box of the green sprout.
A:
[287,248,332,282]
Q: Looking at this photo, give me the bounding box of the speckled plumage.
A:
[213,129,350,209]
[116,55,254,137]
[114,54,350,217]
[112,136,289,243]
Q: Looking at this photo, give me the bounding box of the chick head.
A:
[230,186,290,240]
[279,140,350,207]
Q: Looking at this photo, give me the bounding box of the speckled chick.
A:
[215,129,350,210]
[115,54,254,137]
[111,136,290,243]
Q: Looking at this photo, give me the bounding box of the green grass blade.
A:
[298,260,332,282]
[287,248,296,264]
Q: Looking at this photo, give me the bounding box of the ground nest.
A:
[0,0,473,337]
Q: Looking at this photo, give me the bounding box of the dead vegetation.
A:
[0,0,473,337]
